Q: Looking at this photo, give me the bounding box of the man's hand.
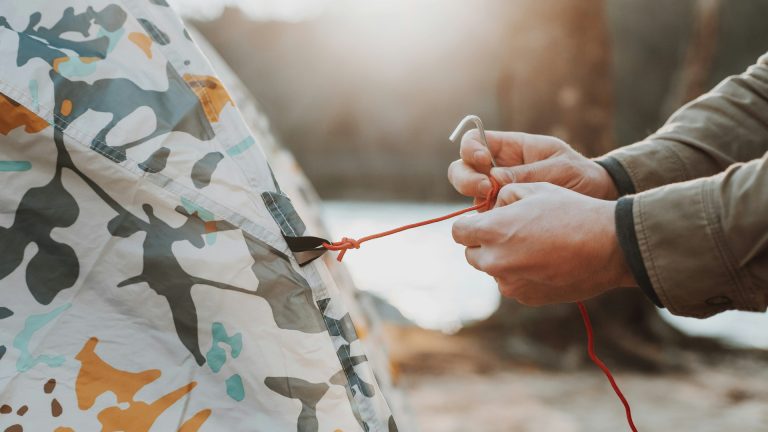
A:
[452,183,636,306]
[447,130,619,207]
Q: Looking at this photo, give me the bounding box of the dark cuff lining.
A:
[595,157,636,196]
[615,197,663,307]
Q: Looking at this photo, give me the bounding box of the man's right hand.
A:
[447,130,619,204]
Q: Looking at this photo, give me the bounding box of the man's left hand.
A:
[452,182,637,306]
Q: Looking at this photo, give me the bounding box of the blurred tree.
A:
[673,0,721,107]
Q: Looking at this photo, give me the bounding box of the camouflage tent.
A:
[0,1,399,430]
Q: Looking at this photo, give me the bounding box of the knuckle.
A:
[483,260,505,277]
[562,161,578,177]
[497,281,543,306]
[497,280,519,298]
[498,184,517,202]
[464,247,481,269]
[510,164,543,185]
[517,296,544,307]
[516,166,535,182]
[494,168,515,184]
[537,134,568,151]
[465,247,500,275]
[474,218,497,241]
[551,137,568,149]
[514,287,544,307]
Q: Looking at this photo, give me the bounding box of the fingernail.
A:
[473,150,487,166]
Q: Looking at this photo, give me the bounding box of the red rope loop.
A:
[323,177,501,262]
[322,237,361,261]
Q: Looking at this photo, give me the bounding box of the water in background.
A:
[323,201,768,349]
[323,201,500,332]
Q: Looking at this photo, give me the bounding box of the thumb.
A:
[490,159,561,185]
[495,182,553,207]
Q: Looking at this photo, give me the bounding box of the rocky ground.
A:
[386,326,768,432]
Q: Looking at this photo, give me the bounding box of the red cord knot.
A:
[481,176,501,211]
[322,237,361,261]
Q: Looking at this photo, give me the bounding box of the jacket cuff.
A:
[595,157,636,197]
[615,197,662,307]
[632,178,758,317]
[597,141,694,192]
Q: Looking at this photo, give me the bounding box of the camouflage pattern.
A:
[0,1,396,430]
[190,28,415,431]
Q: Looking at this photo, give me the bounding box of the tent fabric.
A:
[0,1,397,431]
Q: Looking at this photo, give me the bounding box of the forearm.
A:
[596,52,768,194]
[614,153,768,317]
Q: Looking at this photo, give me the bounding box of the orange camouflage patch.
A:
[52,56,100,72]
[60,99,73,116]
[354,322,368,340]
[75,337,211,432]
[183,74,234,123]
[178,409,212,432]
[128,32,153,59]
[0,93,48,135]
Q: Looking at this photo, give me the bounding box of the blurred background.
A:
[173,0,768,430]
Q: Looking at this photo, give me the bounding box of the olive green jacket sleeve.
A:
[595,52,768,318]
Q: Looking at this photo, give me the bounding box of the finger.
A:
[460,130,531,171]
[448,160,492,197]
[489,131,565,162]
[495,182,552,207]
[462,130,561,167]
[464,246,490,272]
[461,130,536,162]
[459,129,495,174]
[490,159,564,186]
[451,214,492,247]
[465,246,509,277]
[496,277,520,299]
[497,279,549,307]
[452,215,481,247]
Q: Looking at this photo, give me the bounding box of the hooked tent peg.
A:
[448,115,497,167]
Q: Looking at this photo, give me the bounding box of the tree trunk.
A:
[662,0,722,115]
[495,0,614,156]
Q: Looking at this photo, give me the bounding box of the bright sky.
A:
[167,0,337,21]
